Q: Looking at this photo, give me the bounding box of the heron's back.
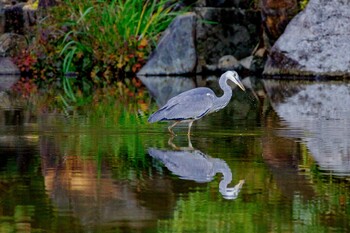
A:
[148,87,216,122]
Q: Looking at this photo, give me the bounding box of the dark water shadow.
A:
[263,79,350,176]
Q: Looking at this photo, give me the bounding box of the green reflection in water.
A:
[0,97,349,232]
[0,151,83,232]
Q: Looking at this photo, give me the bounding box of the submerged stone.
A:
[264,0,350,77]
[218,55,240,70]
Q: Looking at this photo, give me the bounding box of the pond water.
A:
[0,76,350,232]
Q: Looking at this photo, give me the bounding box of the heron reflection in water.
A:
[148,71,245,135]
[148,142,244,200]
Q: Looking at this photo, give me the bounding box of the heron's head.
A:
[225,71,245,91]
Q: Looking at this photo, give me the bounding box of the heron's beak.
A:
[233,77,246,91]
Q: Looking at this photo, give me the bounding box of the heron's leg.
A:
[168,136,178,149]
[187,133,193,149]
[168,121,179,135]
[187,121,194,136]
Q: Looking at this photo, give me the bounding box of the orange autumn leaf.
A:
[138,38,148,49]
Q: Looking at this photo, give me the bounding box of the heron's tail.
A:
[148,104,173,122]
[148,111,163,123]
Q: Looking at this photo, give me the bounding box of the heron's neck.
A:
[213,77,233,111]
[218,167,244,200]
[218,168,233,192]
[213,159,233,191]
[215,159,244,199]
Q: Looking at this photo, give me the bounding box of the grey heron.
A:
[148,71,245,135]
[148,147,245,200]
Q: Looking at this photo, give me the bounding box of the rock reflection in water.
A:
[148,146,244,200]
[0,74,20,91]
[43,156,157,229]
[41,139,177,231]
[139,75,196,106]
[263,80,350,176]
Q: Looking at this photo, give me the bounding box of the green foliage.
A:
[13,0,182,104]
[299,0,309,10]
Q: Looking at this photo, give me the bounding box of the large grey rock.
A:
[264,0,350,77]
[218,55,240,70]
[137,13,197,76]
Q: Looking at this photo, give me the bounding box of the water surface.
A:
[0,77,350,232]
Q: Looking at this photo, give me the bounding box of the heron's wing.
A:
[149,87,216,122]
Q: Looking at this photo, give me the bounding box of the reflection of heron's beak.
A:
[220,179,245,200]
[236,179,245,189]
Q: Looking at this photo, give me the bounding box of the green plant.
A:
[299,0,309,10]
[13,0,184,107]
[63,0,179,78]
